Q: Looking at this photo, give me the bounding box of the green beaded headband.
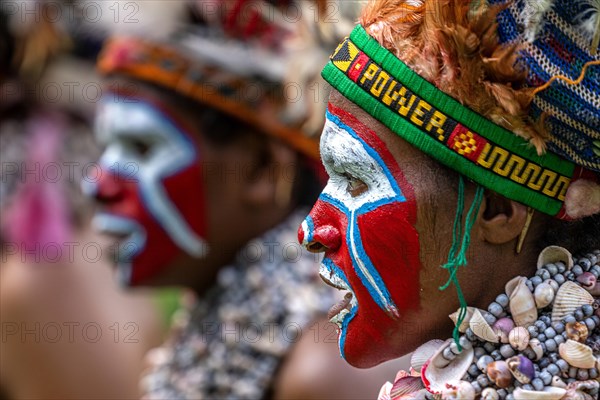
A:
[321,25,580,218]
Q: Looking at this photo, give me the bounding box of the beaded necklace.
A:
[380,247,600,400]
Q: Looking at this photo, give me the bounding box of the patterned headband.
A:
[322,25,596,219]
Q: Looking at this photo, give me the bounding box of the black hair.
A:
[543,214,600,255]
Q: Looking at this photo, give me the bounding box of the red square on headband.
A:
[348,53,369,82]
[448,124,487,162]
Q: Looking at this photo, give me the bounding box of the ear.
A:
[478,192,529,245]
[242,137,297,210]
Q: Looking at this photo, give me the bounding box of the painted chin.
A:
[92,213,147,285]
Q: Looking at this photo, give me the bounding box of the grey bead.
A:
[488,302,504,317]
[522,384,534,391]
[552,322,565,334]
[539,370,552,385]
[539,357,550,369]
[555,274,566,285]
[589,368,598,379]
[534,320,547,331]
[506,394,514,400]
[568,367,578,378]
[579,258,592,271]
[546,364,560,376]
[554,335,565,347]
[458,336,473,351]
[499,344,515,358]
[556,359,569,372]
[531,378,544,391]
[572,265,583,276]
[574,309,585,321]
[471,381,482,394]
[539,315,551,326]
[527,325,539,338]
[555,262,566,273]
[484,312,497,326]
[497,389,507,399]
[563,315,576,324]
[474,347,486,358]
[443,346,457,360]
[530,276,543,287]
[477,355,494,372]
[592,315,600,325]
[468,363,480,377]
[496,294,509,308]
[449,341,461,355]
[466,328,476,342]
[541,270,551,280]
[582,305,594,317]
[491,350,502,361]
[585,317,596,331]
[484,342,496,354]
[546,264,558,276]
[544,327,556,339]
[577,369,589,380]
[538,333,547,342]
[549,353,560,363]
[545,339,557,352]
[476,374,490,388]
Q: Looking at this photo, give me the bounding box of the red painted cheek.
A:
[100,162,206,286]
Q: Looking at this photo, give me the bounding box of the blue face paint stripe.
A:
[325,110,406,202]
[321,257,356,361]
[305,215,315,243]
[348,211,397,314]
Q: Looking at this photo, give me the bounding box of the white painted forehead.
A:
[95,99,178,143]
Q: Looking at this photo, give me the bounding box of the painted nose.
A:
[81,167,123,204]
[298,217,341,253]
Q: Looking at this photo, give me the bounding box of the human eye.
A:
[342,172,368,198]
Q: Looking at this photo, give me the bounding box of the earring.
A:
[516,207,534,254]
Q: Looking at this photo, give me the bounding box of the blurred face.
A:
[299,103,422,366]
[88,95,208,286]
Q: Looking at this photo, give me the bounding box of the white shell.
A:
[440,380,476,400]
[505,276,538,328]
[529,338,544,361]
[512,387,567,400]
[470,309,499,343]
[537,246,573,271]
[410,339,445,373]
[481,388,499,400]
[534,282,555,309]
[449,307,477,333]
[558,340,596,369]
[551,282,594,324]
[422,339,474,395]
[508,327,530,351]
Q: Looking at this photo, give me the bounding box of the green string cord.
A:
[439,175,485,351]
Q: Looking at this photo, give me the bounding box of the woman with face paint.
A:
[89,1,407,398]
[300,0,600,398]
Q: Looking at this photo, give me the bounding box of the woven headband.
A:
[98,37,320,159]
[322,25,586,218]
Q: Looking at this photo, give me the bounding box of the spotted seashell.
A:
[440,380,476,400]
[421,339,474,395]
[506,355,535,384]
[508,327,530,351]
[551,376,567,388]
[492,318,514,344]
[563,380,600,400]
[410,339,444,373]
[565,321,589,343]
[551,282,594,324]
[505,276,537,328]
[534,282,555,309]
[558,340,596,369]
[577,272,597,291]
[512,387,567,400]
[486,361,513,389]
[536,246,573,271]
[470,309,499,343]
[528,338,544,361]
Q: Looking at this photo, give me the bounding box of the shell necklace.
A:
[379,247,600,400]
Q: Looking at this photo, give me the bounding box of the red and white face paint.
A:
[86,96,208,286]
[299,104,422,365]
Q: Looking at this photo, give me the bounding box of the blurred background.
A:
[0,1,409,399]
